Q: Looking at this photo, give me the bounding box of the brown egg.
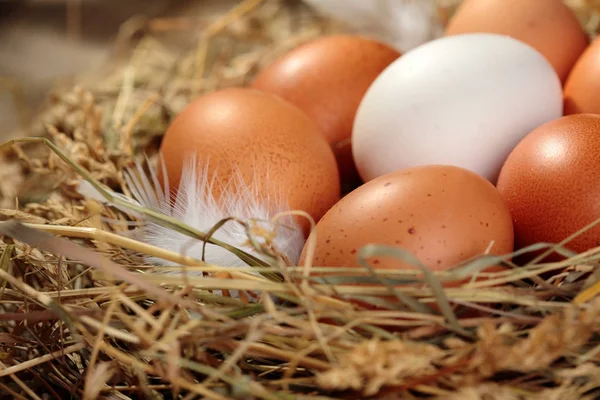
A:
[445,0,589,84]
[299,165,514,277]
[250,35,401,191]
[564,37,600,115]
[497,114,600,259]
[158,87,340,235]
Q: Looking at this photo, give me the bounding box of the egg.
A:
[352,33,563,184]
[299,165,514,278]
[158,87,340,235]
[250,35,401,190]
[445,0,589,84]
[564,37,600,115]
[496,114,600,259]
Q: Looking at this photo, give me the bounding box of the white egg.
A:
[352,33,563,183]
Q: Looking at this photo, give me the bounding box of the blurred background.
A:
[0,0,240,140]
[2,0,598,144]
[0,0,452,144]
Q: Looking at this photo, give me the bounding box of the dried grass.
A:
[1,0,600,398]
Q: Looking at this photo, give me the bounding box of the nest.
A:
[2,0,600,399]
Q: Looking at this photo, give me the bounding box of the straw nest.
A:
[2,0,600,399]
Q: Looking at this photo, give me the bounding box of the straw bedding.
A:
[1,0,600,399]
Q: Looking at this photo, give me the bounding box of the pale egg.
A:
[352,33,563,184]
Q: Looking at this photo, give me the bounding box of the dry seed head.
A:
[316,338,445,396]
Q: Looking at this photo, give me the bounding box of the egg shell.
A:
[158,87,341,235]
[445,0,589,84]
[564,37,600,115]
[496,114,600,258]
[352,33,563,184]
[299,164,514,278]
[251,35,401,189]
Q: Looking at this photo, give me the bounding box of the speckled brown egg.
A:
[564,37,600,115]
[299,165,514,275]
[158,87,340,235]
[250,35,401,190]
[496,114,600,258]
[445,0,589,84]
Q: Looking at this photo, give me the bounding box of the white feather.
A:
[78,155,305,271]
[137,156,305,269]
[302,0,444,53]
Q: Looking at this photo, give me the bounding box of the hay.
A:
[1,0,600,398]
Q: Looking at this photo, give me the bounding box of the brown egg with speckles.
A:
[497,114,600,260]
[158,87,340,235]
[446,0,589,84]
[251,35,401,191]
[299,165,514,280]
[564,37,600,115]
